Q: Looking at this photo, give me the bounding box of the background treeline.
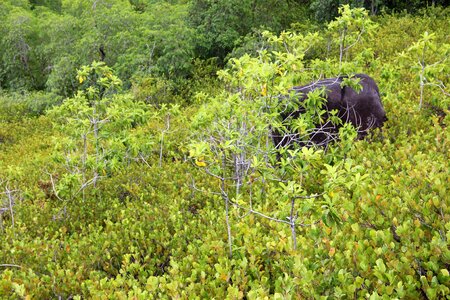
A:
[0,0,447,97]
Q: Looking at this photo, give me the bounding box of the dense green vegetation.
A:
[1,0,449,298]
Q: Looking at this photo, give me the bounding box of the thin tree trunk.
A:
[159,114,170,167]
[159,133,164,167]
[93,105,99,187]
[339,29,346,68]
[419,69,424,109]
[234,154,239,196]
[7,189,14,230]
[290,197,297,250]
[82,133,87,201]
[419,44,427,110]
[225,186,232,258]
[222,153,233,258]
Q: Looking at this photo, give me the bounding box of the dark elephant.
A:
[272,74,387,148]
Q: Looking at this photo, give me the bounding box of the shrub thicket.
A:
[0,5,449,299]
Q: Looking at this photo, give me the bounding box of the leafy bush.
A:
[0,91,62,122]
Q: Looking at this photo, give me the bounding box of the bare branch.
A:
[47,173,64,201]
[343,26,366,52]
[0,189,20,195]
[424,81,450,96]
[190,179,222,197]
[0,264,22,268]
[293,192,325,200]
[139,153,152,168]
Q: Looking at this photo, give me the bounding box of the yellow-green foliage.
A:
[0,7,449,299]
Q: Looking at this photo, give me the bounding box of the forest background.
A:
[0,0,449,299]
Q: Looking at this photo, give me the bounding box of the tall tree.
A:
[188,0,308,62]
